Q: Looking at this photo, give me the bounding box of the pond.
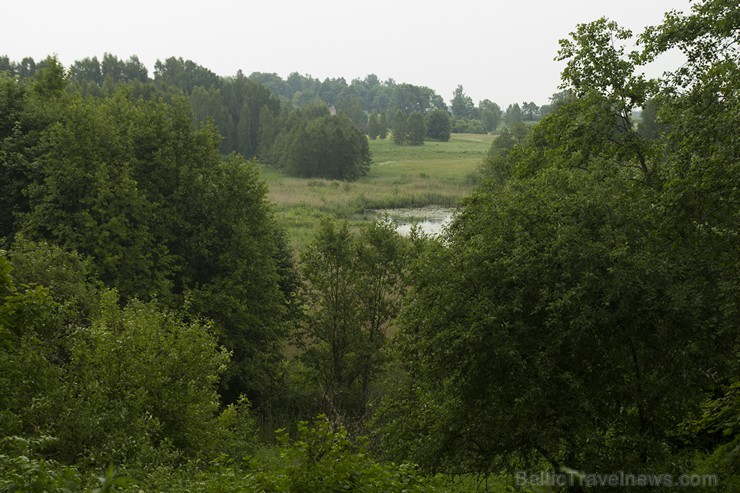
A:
[365,206,455,237]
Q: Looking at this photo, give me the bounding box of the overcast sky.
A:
[3,0,692,107]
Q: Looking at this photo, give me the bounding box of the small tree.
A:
[450,84,474,119]
[355,219,406,417]
[392,110,407,145]
[406,111,426,145]
[503,103,523,125]
[298,219,408,420]
[367,111,380,140]
[300,220,363,419]
[378,112,388,139]
[522,101,540,121]
[425,109,451,141]
[478,99,502,133]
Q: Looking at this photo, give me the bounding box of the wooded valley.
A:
[0,1,737,491]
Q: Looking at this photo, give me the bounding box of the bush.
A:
[451,118,486,134]
[54,291,231,466]
[0,436,82,492]
[269,416,441,492]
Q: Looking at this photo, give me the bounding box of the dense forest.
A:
[0,0,737,491]
[0,51,545,157]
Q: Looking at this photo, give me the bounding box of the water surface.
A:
[368,206,454,237]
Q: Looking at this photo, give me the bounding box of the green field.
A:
[261,133,496,248]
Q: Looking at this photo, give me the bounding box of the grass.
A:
[261,133,495,250]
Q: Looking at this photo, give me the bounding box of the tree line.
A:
[2,54,547,152]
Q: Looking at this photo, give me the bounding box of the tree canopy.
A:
[1,60,294,407]
[286,115,371,180]
[376,0,738,482]
[425,109,451,141]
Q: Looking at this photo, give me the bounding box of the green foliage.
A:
[478,99,501,132]
[0,268,241,466]
[257,105,280,158]
[52,291,230,465]
[392,110,407,145]
[0,436,140,493]
[2,3,735,487]
[22,91,184,300]
[221,73,282,158]
[0,70,32,239]
[425,109,451,141]
[636,98,663,140]
[376,0,738,480]
[503,102,522,125]
[0,59,70,242]
[338,92,367,131]
[180,154,289,404]
[0,249,262,478]
[236,100,252,156]
[153,57,220,94]
[6,77,291,404]
[286,115,371,180]
[539,89,575,117]
[388,83,446,117]
[210,396,261,460]
[451,118,486,134]
[479,124,530,184]
[450,85,474,119]
[685,380,739,492]
[7,236,102,335]
[555,17,654,174]
[93,464,133,493]
[381,164,736,473]
[406,111,426,145]
[521,101,539,121]
[298,220,363,418]
[190,86,234,153]
[367,111,380,140]
[270,417,439,492]
[0,255,66,439]
[127,419,441,492]
[147,62,283,158]
[0,436,82,492]
[354,219,408,418]
[297,219,407,421]
[378,112,388,139]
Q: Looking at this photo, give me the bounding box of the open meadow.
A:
[261,133,496,248]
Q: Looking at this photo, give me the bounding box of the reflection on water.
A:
[368,206,454,237]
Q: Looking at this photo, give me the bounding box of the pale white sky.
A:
[2,0,691,106]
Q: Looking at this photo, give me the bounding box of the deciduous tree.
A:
[450,85,474,119]
[425,109,451,141]
[286,115,371,180]
[478,99,501,132]
[376,1,738,481]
